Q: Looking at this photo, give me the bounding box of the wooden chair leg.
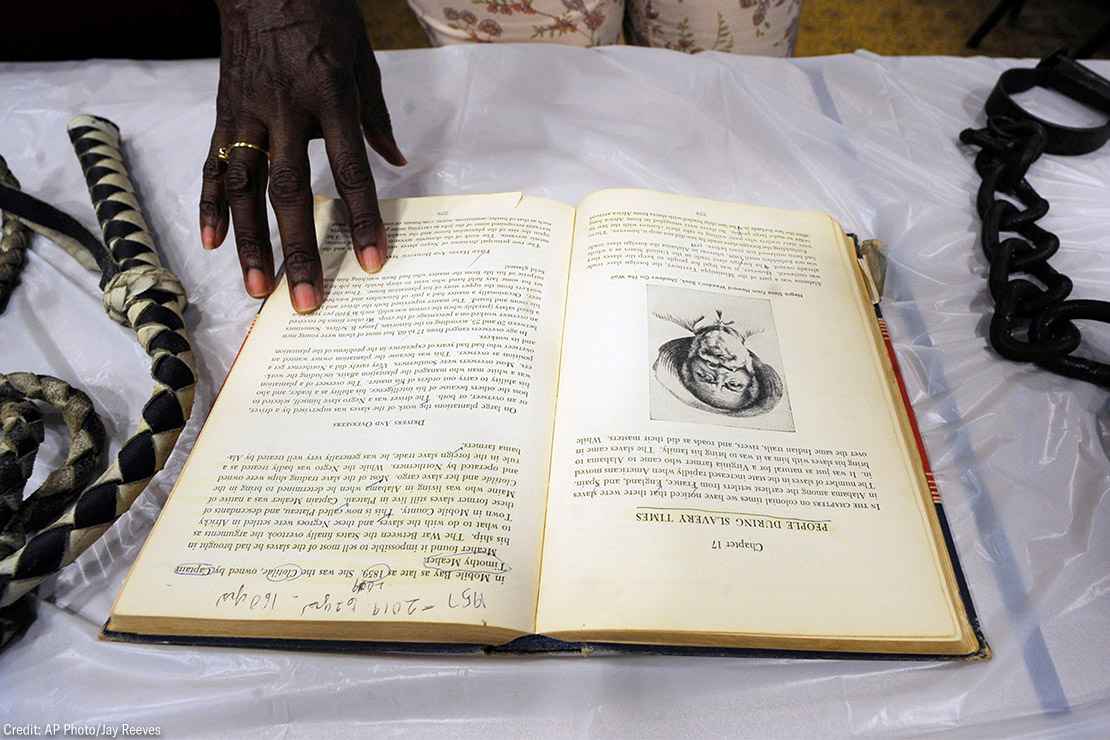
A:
[967,0,1024,48]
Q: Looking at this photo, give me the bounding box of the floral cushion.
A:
[407,0,802,56]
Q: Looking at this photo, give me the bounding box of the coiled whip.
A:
[0,116,195,649]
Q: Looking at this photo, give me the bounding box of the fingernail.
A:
[245,269,270,298]
[390,142,408,166]
[202,225,218,249]
[292,283,319,314]
[371,134,407,166]
[357,245,382,273]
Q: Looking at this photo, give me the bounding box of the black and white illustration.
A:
[649,285,794,431]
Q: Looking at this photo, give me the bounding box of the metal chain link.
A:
[960,115,1110,388]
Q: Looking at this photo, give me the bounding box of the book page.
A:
[112,193,573,640]
[535,189,967,647]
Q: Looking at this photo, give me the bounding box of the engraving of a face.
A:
[654,305,785,419]
[683,323,757,409]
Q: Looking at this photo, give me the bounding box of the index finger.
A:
[200,125,232,250]
[200,54,238,250]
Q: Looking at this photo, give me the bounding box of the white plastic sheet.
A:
[3,46,1110,737]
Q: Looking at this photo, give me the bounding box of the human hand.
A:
[200,0,405,313]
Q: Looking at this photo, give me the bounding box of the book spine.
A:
[847,231,988,659]
[874,310,940,505]
[872,302,990,660]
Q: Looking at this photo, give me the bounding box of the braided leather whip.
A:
[0,115,196,649]
[0,374,107,560]
[0,159,31,312]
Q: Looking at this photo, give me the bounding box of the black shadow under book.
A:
[105,189,988,660]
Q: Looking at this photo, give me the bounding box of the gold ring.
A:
[230,141,269,157]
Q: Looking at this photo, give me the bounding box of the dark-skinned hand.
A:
[200,0,405,313]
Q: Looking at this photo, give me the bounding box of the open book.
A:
[106,189,987,659]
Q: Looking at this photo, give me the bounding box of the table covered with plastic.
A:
[3,46,1109,737]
